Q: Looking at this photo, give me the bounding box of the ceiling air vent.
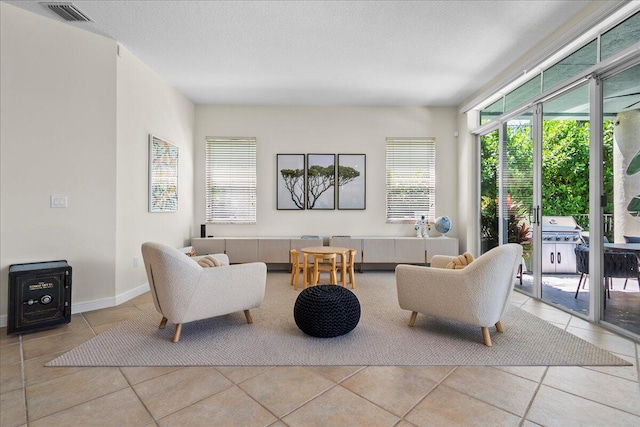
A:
[41,2,93,22]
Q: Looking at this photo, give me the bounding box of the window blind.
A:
[385,138,436,223]
[205,137,257,224]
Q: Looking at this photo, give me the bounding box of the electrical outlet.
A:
[132,257,140,268]
[50,195,68,208]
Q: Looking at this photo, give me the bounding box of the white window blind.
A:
[206,137,257,224]
[385,138,436,223]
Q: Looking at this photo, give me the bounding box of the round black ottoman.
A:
[294,285,361,338]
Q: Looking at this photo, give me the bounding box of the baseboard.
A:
[0,282,150,328]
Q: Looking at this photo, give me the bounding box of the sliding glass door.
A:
[503,114,535,293]
[540,84,590,315]
[480,130,500,255]
[479,113,535,292]
[601,63,640,336]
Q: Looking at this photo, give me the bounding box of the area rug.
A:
[47,272,630,367]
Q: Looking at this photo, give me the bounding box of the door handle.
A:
[557,252,561,264]
[550,252,554,264]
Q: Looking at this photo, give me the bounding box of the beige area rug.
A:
[48,272,630,367]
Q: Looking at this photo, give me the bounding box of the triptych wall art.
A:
[277,153,366,210]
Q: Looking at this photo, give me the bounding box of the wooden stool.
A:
[337,249,357,288]
[313,253,337,285]
[290,249,314,290]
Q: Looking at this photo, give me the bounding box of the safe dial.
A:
[40,295,52,304]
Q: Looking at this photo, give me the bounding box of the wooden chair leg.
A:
[349,266,356,289]
[495,321,503,333]
[172,323,182,343]
[408,311,418,326]
[244,310,253,324]
[289,264,296,286]
[481,327,492,346]
[159,317,168,329]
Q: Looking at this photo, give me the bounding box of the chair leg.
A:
[623,278,628,290]
[495,321,503,333]
[575,274,584,299]
[172,324,182,343]
[244,310,253,324]
[290,264,297,286]
[408,311,418,327]
[481,327,492,347]
[159,317,168,329]
[349,266,356,289]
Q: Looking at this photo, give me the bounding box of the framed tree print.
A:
[338,154,366,210]
[307,154,335,210]
[277,154,305,210]
[149,135,178,212]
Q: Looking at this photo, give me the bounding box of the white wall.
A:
[457,110,481,256]
[115,46,195,297]
[0,3,196,323]
[0,3,117,318]
[194,106,459,239]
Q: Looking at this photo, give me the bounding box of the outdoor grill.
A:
[541,216,583,274]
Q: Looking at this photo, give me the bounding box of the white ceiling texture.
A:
[4,1,626,107]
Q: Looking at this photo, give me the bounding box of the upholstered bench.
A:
[294,285,360,338]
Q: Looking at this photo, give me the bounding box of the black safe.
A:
[8,260,72,335]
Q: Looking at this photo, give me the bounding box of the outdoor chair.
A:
[574,245,639,304]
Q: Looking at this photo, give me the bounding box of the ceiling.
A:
[4,1,618,107]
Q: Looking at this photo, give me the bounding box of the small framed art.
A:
[149,135,178,212]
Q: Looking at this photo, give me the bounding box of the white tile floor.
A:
[1,274,639,427]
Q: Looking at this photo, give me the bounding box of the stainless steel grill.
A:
[541,216,582,273]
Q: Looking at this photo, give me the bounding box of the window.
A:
[385,138,436,223]
[205,137,257,223]
[480,97,505,125]
[601,11,640,61]
[505,74,541,112]
[543,39,597,91]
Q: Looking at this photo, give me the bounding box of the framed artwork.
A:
[149,135,178,212]
[307,154,335,210]
[338,154,366,210]
[277,154,305,210]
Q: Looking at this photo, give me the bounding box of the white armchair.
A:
[395,243,523,346]
[141,242,267,342]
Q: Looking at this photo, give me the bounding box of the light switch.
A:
[51,195,68,208]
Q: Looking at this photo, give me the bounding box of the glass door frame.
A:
[477,108,543,300]
[473,53,640,340]
[476,82,597,317]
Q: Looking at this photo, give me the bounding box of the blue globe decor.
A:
[434,216,451,236]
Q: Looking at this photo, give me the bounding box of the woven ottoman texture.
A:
[294,285,361,338]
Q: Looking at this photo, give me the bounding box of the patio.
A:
[516,273,640,336]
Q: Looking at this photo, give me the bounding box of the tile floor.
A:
[1,274,639,427]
